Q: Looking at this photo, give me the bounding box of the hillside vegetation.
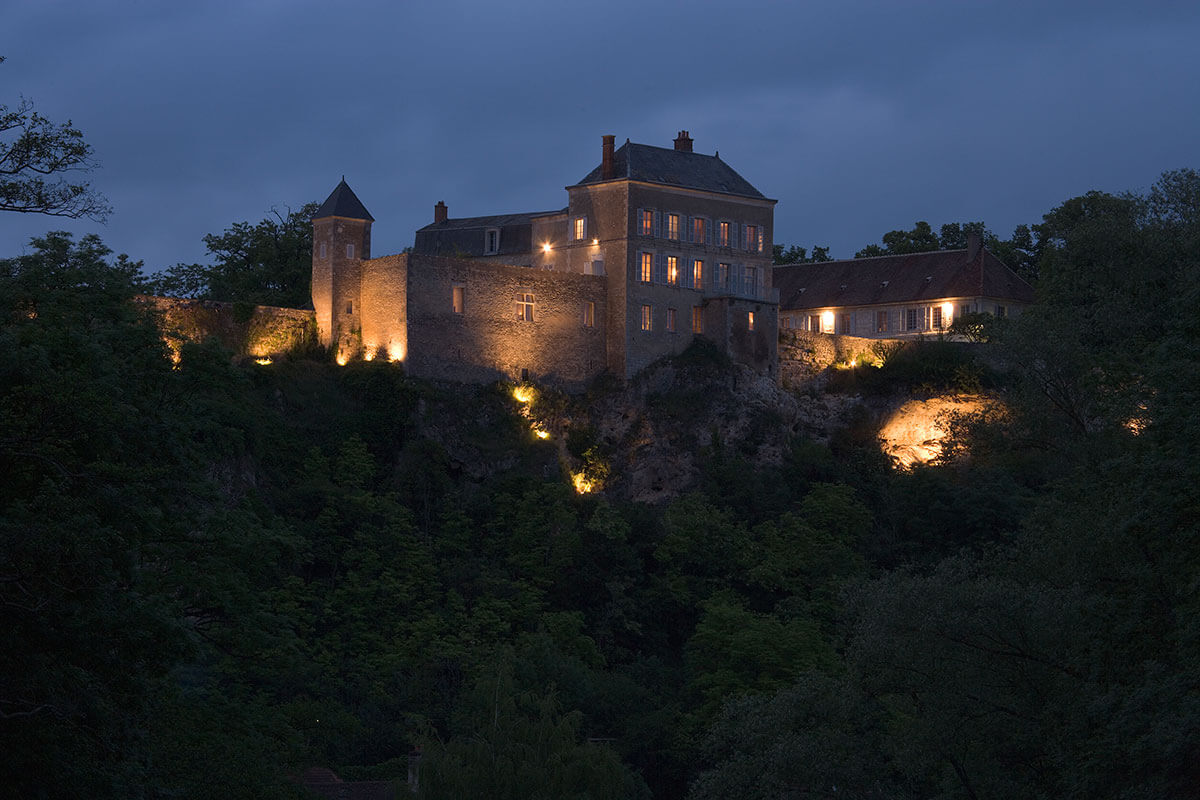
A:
[2,169,1198,799]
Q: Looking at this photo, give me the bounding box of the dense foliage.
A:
[2,169,1197,798]
[147,203,319,309]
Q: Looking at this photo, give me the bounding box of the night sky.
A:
[5,0,1199,273]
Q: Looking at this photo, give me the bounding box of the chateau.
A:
[311,132,779,387]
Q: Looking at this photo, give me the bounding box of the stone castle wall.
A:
[139,296,316,359]
[404,254,607,389]
[360,253,408,361]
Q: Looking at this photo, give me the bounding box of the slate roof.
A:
[413,211,557,258]
[314,178,374,221]
[414,211,552,232]
[773,248,1034,311]
[573,141,770,200]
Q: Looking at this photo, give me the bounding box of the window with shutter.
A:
[653,211,662,238]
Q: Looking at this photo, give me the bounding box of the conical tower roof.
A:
[313,178,374,221]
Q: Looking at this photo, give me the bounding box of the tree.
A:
[0,56,111,220]
[148,202,319,308]
[772,243,831,264]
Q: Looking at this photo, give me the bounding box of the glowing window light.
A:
[942,302,954,325]
[821,310,835,333]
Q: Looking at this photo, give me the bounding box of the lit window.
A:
[876,310,888,332]
[748,311,755,331]
[640,209,653,235]
[641,252,653,283]
[931,306,943,329]
[573,217,586,241]
[583,301,595,327]
[667,256,678,286]
[693,259,703,288]
[746,225,758,252]
[718,221,730,247]
[667,214,680,240]
[517,292,534,321]
[319,242,327,258]
[641,304,652,331]
[667,307,676,332]
[692,217,705,243]
[692,306,703,333]
[346,243,355,258]
[485,228,500,254]
[452,285,464,314]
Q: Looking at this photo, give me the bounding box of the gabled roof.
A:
[414,211,554,232]
[572,141,770,200]
[313,178,374,221]
[773,248,1034,311]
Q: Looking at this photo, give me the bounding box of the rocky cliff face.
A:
[545,343,861,504]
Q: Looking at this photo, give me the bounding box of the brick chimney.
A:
[434,201,447,224]
[601,135,615,180]
[967,231,982,260]
[674,130,693,152]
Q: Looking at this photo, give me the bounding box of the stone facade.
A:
[314,132,781,387]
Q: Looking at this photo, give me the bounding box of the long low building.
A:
[773,235,1034,337]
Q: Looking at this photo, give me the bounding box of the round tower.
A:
[312,178,374,359]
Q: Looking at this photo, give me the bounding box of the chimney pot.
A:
[434,201,448,224]
[601,135,615,180]
[674,130,693,152]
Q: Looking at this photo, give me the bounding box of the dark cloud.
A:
[3,0,1198,270]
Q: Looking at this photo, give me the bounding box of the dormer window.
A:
[484,228,500,255]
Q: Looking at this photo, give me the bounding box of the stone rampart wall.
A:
[138,296,315,358]
[404,255,607,389]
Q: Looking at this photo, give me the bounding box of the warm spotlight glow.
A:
[821,310,835,332]
[255,357,273,366]
[572,472,595,494]
[591,238,599,245]
[336,353,349,366]
[534,428,549,439]
[363,350,375,361]
[512,386,534,404]
[879,396,986,468]
[542,243,552,253]
[387,344,405,362]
